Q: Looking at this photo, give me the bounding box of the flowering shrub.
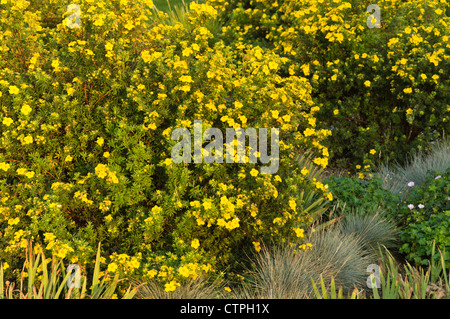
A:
[394,167,450,268]
[208,0,450,170]
[0,0,332,288]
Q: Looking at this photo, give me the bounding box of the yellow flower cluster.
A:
[43,232,75,259]
[95,164,119,184]
[108,252,141,275]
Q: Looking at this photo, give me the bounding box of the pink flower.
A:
[418,204,424,209]
[407,182,415,187]
[408,204,414,210]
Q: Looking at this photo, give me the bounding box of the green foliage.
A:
[310,275,344,299]
[394,167,450,268]
[375,246,449,299]
[324,175,400,216]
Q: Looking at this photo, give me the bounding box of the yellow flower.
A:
[403,88,413,94]
[25,171,35,179]
[51,60,61,71]
[271,110,279,119]
[202,200,212,210]
[2,117,13,126]
[44,232,56,242]
[96,137,104,146]
[364,80,371,87]
[94,16,105,27]
[268,61,278,70]
[17,168,27,175]
[333,109,339,115]
[164,280,180,292]
[288,199,297,211]
[129,259,140,269]
[9,85,20,95]
[180,85,191,92]
[8,217,20,225]
[103,152,110,158]
[182,47,193,57]
[224,287,231,292]
[107,262,118,273]
[250,168,258,177]
[124,21,134,30]
[65,155,73,162]
[178,265,191,277]
[21,103,32,116]
[301,63,310,76]
[105,42,114,51]
[107,171,119,184]
[406,108,413,115]
[146,269,158,279]
[370,149,376,155]
[293,227,304,238]
[95,164,109,179]
[179,75,193,83]
[0,162,11,171]
[252,241,261,252]
[192,43,200,51]
[303,128,315,137]
[388,38,399,46]
[301,167,309,176]
[23,135,33,145]
[191,239,200,249]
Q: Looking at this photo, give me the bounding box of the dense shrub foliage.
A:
[208,0,450,170]
[0,0,333,287]
[324,175,399,216]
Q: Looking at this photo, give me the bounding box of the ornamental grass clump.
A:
[236,226,374,298]
[378,137,450,197]
[336,205,400,256]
